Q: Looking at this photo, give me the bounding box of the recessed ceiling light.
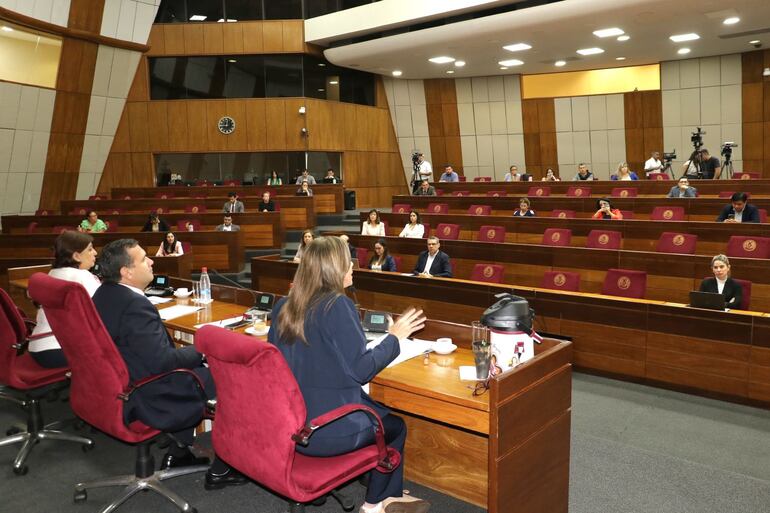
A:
[577,47,604,56]
[617,35,630,42]
[593,28,624,38]
[317,88,325,92]
[616,57,626,61]
[446,70,455,74]
[502,43,532,52]
[318,63,326,67]
[678,48,691,55]
[1,26,13,32]
[670,33,699,42]
[498,59,524,66]
[554,60,566,67]
[329,80,339,84]
[217,18,237,22]
[499,66,508,70]
[749,40,760,45]
[189,15,207,21]
[454,60,466,67]
[723,17,740,25]
[428,56,455,64]
[227,59,237,63]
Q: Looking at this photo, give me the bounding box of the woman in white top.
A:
[542,168,560,181]
[399,210,425,238]
[361,209,386,236]
[156,231,184,256]
[29,231,101,368]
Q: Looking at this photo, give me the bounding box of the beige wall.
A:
[0,35,61,88]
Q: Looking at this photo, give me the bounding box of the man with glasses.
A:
[667,177,698,198]
[412,236,452,278]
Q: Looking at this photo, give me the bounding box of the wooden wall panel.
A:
[183,24,205,54]
[186,102,208,149]
[282,21,304,52]
[265,100,287,148]
[624,91,663,174]
[241,23,264,53]
[147,102,169,152]
[127,102,150,152]
[521,99,557,178]
[127,57,149,101]
[424,79,464,173]
[68,0,106,33]
[262,21,283,52]
[202,24,224,55]
[163,24,185,54]
[742,50,770,176]
[222,22,245,54]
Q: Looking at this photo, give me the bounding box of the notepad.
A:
[147,296,174,305]
[158,305,203,320]
[194,316,244,329]
[367,336,434,368]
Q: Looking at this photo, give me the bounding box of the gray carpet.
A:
[2,373,770,512]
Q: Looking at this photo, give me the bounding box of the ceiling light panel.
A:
[503,43,532,52]
[498,59,524,66]
[593,28,624,38]
[617,35,630,42]
[392,70,402,76]
[670,33,699,42]
[554,60,566,67]
[577,47,604,55]
[677,48,691,55]
[723,17,740,25]
[189,15,207,21]
[454,60,466,67]
[428,56,455,64]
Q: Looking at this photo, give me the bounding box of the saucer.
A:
[173,291,192,298]
[246,326,269,336]
[432,342,457,355]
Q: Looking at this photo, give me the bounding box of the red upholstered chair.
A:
[528,186,551,197]
[473,176,492,182]
[734,279,752,310]
[478,225,505,243]
[122,195,132,200]
[467,204,492,216]
[726,236,770,259]
[70,207,87,216]
[153,206,167,215]
[0,288,94,475]
[434,189,444,196]
[426,203,449,215]
[181,241,192,254]
[391,255,402,272]
[422,223,430,238]
[540,271,580,292]
[719,191,751,199]
[458,176,467,182]
[452,190,470,197]
[734,172,759,180]
[551,209,575,219]
[486,191,507,197]
[88,195,105,201]
[34,209,53,216]
[602,269,647,299]
[355,247,369,266]
[435,223,460,240]
[651,206,685,221]
[154,192,175,199]
[647,173,670,180]
[195,180,209,186]
[195,326,400,513]
[391,203,411,215]
[656,232,698,255]
[470,264,505,284]
[620,210,634,219]
[27,274,208,511]
[566,186,591,197]
[274,202,281,212]
[26,222,38,233]
[586,230,622,250]
[381,220,390,235]
[224,179,241,186]
[177,219,202,232]
[611,187,638,198]
[105,220,119,232]
[542,228,572,247]
[759,209,767,223]
[184,204,207,214]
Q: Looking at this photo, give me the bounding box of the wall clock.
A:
[218,116,235,134]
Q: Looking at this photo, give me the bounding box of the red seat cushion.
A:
[602,269,647,299]
[478,225,505,243]
[586,230,622,250]
[656,232,698,255]
[540,271,580,292]
[542,228,572,247]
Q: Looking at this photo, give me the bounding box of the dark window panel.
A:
[185,0,224,22]
[223,0,263,21]
[185,57,226,99]
[224,56,266,98]
[264,55,303,97]
[264,0,302,19]
[155,0,187,23]
[149,58,187,99]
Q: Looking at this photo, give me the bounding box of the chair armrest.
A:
[118,368,212,419]
[15,330,54,355]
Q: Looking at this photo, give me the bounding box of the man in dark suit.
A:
[222,192,245,214]
[412,236,453,278]
[716,192,760,223]
[413,179,436,196]
[93,239,246,489]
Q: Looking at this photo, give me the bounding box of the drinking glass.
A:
[471,341,492,380]
[472,321,489,345]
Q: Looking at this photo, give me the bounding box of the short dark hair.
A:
[52,231,93,269]
[98,239,139,283]
[731,192,748,203]
[227,191,237,198]
[445,164,453,169]
[596,198,613,209]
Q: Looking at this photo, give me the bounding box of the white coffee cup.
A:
[435,337,453,348]
[176,287,189,295]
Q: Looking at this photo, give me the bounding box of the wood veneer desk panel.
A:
[366,212,770,256]
[250,256,770,407]
[111,184,344,214]
[346,234,770,312]
[0,232,244,273]
[60,197,315,230]
[1,213,282,250]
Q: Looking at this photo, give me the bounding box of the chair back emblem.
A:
[620,189,629,198]
[493,193,499,197]
[486,229,496,240]
[672,234,685,246]
[663,209,673,220]
[192,206,199,213]
[160,194,168,199]
[434,205,441,212]
[553,273,566,287]
[535,188,543,196]
[157,207,165,214]
[598,234,610,245]
[741,174,751,180]
[558,212,567,218]
[656,174,664,180]
[483,266,494,278]
[397,207,405,213]
[123,195,132,200]
[443,226,451,236]
[743,239,757,252]
[551,232,561,243]
[617,276,632,290]
[474,207,482,215]
[575,188,583,196]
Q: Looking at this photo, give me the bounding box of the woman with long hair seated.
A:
[398,210,424,238]
[268,236,429,513]
[610,162,639,181]
[155,231,184,256]
[362,209,386,236]
[368,239,397,272]
[28,231,100,368]
[293,229,314,262]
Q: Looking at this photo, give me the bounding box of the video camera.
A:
[691,128,705,150]
[663,150,676,162]
[721,142,737,163]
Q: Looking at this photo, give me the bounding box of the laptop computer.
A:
[689,291,726,311]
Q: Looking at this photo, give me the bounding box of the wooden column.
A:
[741,50,770,176]
[522,98,558,179]
[624,90,663,175]
[424,79,464,174]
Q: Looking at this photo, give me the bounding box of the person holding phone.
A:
[716,192,760,223]
[592,198,623,220]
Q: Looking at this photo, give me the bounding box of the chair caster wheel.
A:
[13,465,28,476]
[74,490,87,502]
[311,497,327,506]
[82,441,95,452]
[6,427,21,436]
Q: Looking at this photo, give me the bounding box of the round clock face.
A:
[218,116,235,134]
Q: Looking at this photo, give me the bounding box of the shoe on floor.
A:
[383,495,430,513]
[159,450,210,470]
[204,467,250,490]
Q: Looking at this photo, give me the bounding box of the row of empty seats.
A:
[429,187,755,198]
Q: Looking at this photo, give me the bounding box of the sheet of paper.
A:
[459,365,483,381]
[194,316,244,329]
[147,296,174,305]
[367,336,434,368]
[158,304,203,320]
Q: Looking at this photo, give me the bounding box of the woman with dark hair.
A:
[362,209,385,236]
[141,212,170,232]
[368,239,397,272]
[398,210,424,238]
[293,229,315,263]
[699,254,743,309]
[268,236,428,513]
[592,198,623,220]
[266,170,282,186]
[78,210,107,233]
[28,231,101,368]
[155,232,184,256]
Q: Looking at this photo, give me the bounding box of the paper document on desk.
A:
[148,296,174,305]
[194,316,243,329]
[367,335,433,368]
[158,305,203,320]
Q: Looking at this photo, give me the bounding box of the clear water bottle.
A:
[199,267,211,304]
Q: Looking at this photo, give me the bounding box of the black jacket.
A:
[699,277,743,309]
[141,219,170,232]
[716,203,760,223]
[412,250,452,277]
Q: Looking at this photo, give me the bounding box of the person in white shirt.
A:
[156,231,184,257]
[504,165,520,182]
[361,209,386,236]
[399,210,425,238]
[417,153,433,182]
[29,231,101,368]
[644,151,663,177]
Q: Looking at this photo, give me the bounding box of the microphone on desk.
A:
[208,268,269,319]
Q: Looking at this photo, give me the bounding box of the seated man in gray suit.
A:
[222,192,244,213]
[215,215,240,232]
[666,177,698,198]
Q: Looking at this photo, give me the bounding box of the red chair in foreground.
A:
[0,288,94,475]
[586,230,622,250]
[452,190,470,197]
[486,191,507,197]
[651,206,685,221]
[435,223,460,240]
[611,187,637,198]
[426,203,449,215]
[355,248,369,266]
[759,209,767,223]
[540,271,580,292]
[473,176,492,182]
[734,172,759,180]
[470,264,505,284]
[478,225,505,243]
[602,269,647,299]
[551,210,575,219]
[391,203,411,214]
[196,326,400,513]
[656,232,698,255]
[28,274,208,512]
[734,279,752,310]
[542,228,572,247]
[647,173,670,180]
[467,204,492,216]
[566,186,591,197]
[528,186,551,197]
[726,236,770,259]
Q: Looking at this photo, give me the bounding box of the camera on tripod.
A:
[720,142,737,158]
[690,128,705,150]
[663,150,676,162]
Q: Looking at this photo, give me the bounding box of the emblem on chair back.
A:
[553,273,566,287]
[656,174,664,180]
[475,207,483,215]
[672,234,685,246]
[192,206,199,213]
[483,266,494,278]
[620,190,629,198]
[160,194,168,199]
[397,207,406,213]
[663,209,673,220]
[743,239,757,252]
[443,226,451,236]
[617,276,632,290]
[551,232,561,243]
[123,195,132,200]
[486,229,496,240]
[40,210,49,215]
[574,188,584,196]
[558,212,567,218]
[434,205,441,213]
[493,193,499,197]
[598,234,610,245]
[535,188,543,196]
[156,207,165,214]
[741,174,751,180]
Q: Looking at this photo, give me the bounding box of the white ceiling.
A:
[315,0,770,78]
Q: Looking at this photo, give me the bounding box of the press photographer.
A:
[410,152,433,194]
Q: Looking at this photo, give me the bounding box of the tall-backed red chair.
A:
[551,210,575,219]
[355,248,369,266]
[620,210,634,219]
[611,187,637,198]
[586,230,622,250]
[467,204,492,216]
[566,186,591,197]
[528,186,551,197]
[26,222,38,233]
[486,191,507,197]
[734,172,759,180]
[540,271,580,292]
[734,279,752,310]
[542,228,572,247]
[426,203,449,215]
[436,223,460,240]
[434,189,444,196]
[656,232,698,254]
[726,236,770,259]
[181,242,192,254]
[470,264,505,284]
[195,326,400,513]
[0,288,93,474]
[452,190,470,197]
[391,203,411,214]
[647,173,670,180]
[154,192,175,199]
[391,255,402,272]
[122,195,132,200]
[651,206,685,221]
[194,180,209,186]
[224,179,241,186]
[177,219,202,232]
[185,205,207,214]
[759,209,767,223]
[422,223,431,238]
[27,274,208,512]
[602,269,647,299]
[70,207,87,216]
[719,191,750,199]
[105,220,119,232]
[107,208,125,215]
[478,225,505,243]
[473,176,492,182]
[153,206,168,215]
[458,176,467,182]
